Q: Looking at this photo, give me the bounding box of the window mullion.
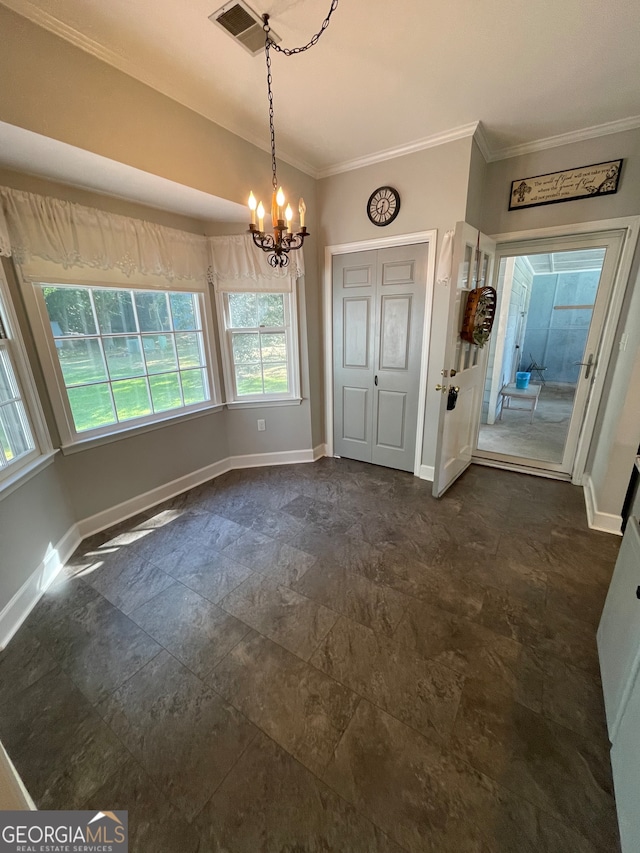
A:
[34,282,214,441]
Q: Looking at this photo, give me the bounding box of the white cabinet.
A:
[598,516,640,853]
[597,516,640,739]
[611,670,640,853]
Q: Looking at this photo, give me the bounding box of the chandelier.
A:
[248,1,339,268]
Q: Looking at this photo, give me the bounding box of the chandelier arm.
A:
[250,229,276,251]
[269,0,339,56]
[283,233,304,252]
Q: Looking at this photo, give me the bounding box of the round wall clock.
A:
[366,186,401,227]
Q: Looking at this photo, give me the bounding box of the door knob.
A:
[435,384,448,393]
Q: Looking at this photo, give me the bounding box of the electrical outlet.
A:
[257,419,266,431]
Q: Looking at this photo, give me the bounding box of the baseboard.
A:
[584,475,623,535]
[313,443,327,461]
[76,457,232,539]
[3,447,324,647]
[227,448,317,469]
[76,448,323,540]
[419,465,434,481]
[0,742,36,809]
[0,523,81,651]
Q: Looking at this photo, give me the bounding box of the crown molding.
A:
[1,0,319,179]
[316,122,480,179]
[489,115,640,162]
[5,1,640,179]
[3,0,129,70]
[471,121,492,162]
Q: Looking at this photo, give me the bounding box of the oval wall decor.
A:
[460,286,497,348]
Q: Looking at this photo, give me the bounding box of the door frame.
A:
[480,216,640,485]
[323,230,437,476]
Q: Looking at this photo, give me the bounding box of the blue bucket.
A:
[516,371,531,390]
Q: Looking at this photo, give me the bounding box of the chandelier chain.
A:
[264,36,278,190]
[263,1,338,190]
[269,0,339,56]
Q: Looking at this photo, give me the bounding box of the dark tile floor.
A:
[0,459,622,852]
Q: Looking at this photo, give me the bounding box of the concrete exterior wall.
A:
[523,270,600,384]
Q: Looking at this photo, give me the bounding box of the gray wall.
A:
[481,128,640,236]
[60,411,229,522]
[481,127,640,520]
[0,2,325,496]
[466,139,488,230]
[318,137,473,470]
[2,1,638,527]
[0,459,75,614]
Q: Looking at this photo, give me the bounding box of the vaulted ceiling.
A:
[2,0,640,177]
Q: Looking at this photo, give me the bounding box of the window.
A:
[0,320,36,473]
[0,271,47,484]
[218,291,300,404]
[35,283,216,439]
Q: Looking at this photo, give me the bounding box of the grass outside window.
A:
[41,284,211,433]
[224,292,294,398]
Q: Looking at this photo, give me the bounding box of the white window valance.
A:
[0,187,209,283]
[209,234,304,294]
[0,188,304,293]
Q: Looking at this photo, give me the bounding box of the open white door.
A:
[432,222,496,497]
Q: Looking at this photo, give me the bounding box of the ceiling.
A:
[2,0,640,180]
[526,249,607,275]
[0,121,247,222]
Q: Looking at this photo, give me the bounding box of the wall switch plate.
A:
[257,419,266,431]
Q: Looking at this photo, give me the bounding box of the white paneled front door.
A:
[333,243,428,473]
[432,222,496,497]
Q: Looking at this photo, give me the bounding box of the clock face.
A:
[367,186,400,226]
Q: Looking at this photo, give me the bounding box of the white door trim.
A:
[324,230,437,476]
[487,216,640,485]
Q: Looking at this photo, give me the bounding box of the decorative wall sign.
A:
[509,159,623,210]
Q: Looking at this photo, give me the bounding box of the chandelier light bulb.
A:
[285,204,293,230]
[248,191,257,225]
[276,187,286,220]
[257,201,265,232]
[299,198,306,229]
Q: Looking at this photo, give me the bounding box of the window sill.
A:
[225,397,303,410]
[60,403,225,456]
[0,450,58,500]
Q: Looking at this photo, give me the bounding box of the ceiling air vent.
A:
[209,1,280,56]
